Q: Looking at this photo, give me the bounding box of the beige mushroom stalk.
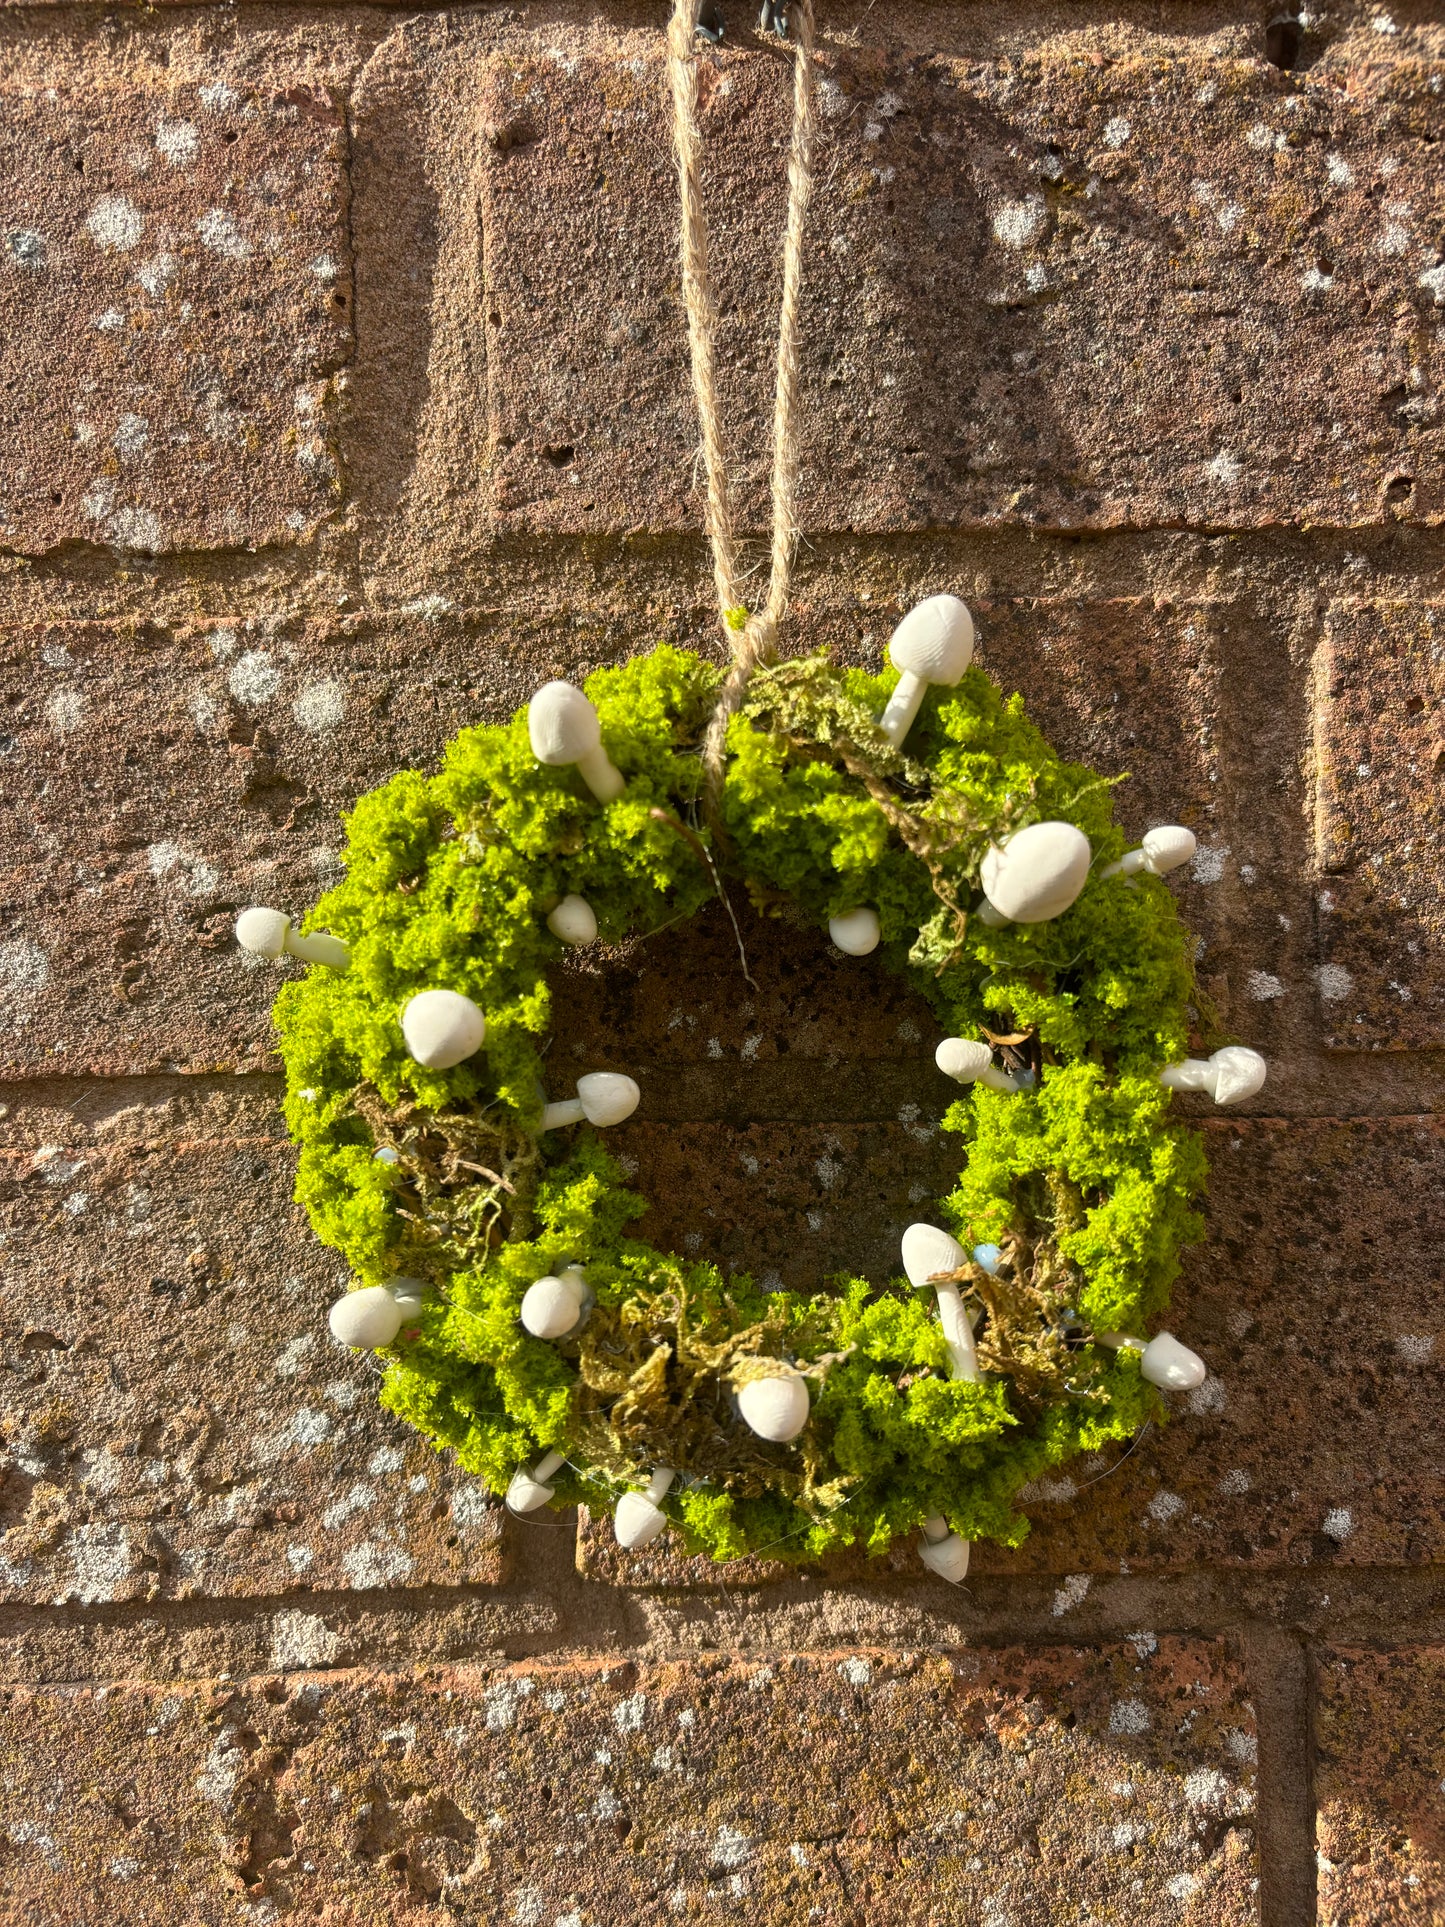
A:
[918,1514,971,1583]
[877,595,975,748]
[540,1072,641,1133]
[1099,825,1197,881]
[614,1468,675,1549]
[519,1265,593,1341]
[900,1223,979,1383]
[235,907,350,972]
[1097,1330,1207,1391]
[328,1279,424,1350]
[401,989,487,1070]
[506,1449,567,1514]
[527,681,625,802]
[1159,1046,1267,1107]
[978,821,1093,927]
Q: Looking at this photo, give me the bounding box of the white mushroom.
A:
[547,894,598,945]
[506,1448,567,1514]
[1099,825,1197,881]
[828,907,881,956]
[877,595,975,748]
[1159,1045,1267,1107]
[934,1037,1030,1093]
[978,821,1093,926]
[328,1279,424,1350]
[1098,1330,1207,1391]
[235,906,350,972]
[519,1264,592,1340]
[737,1371,811,1442]
[900,1223,979,1382]
[527,681,625,802]
[540,1072,641,1132]
[614,1468,675,1549]
[401,989,487,1070]
[918,1514,971,1583]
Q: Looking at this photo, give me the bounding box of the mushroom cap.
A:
[828,907,881,956]
[401,989,487,1070]
[576,1071,641,1127]
[901,1221,967,1291]
[614,1490,669,1550]
[520,1273,587,1340]
[547,894,598,945]
[329,1285,405,1350]
[1141,825,1197,874]
[528,681,602,765]
[506,1467,556,1513]
[935,1037,994,1082]
[887,595,975,685]
[235,906,291,959]
[1139,1330,1207,1391]
[919,1530,971,1584]
[737,1373,811,1442]
[389,1278,425,1323]
[1209,1045,1267,1106]
[980,820,1092,924]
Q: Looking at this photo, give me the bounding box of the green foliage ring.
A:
[273,643,1208,1566]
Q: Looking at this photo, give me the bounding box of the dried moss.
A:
[273,643,1209,1564]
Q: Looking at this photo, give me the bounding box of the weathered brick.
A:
[1314,600,1445,1050]
[1316,1646,1445,1926]
[0,1139,506,1602]
[484,47,1443,536]
[0,79,349,553]
[0,1643,1256,1922]
[578,1116,1445,1586]
[0,616,549,1077]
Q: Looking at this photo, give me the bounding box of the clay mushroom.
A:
[401,989,486,1071]
[737,1370,811,1442]
[1097,1330,1207,1391]
[547,894,599,944]
[235,907,350,972]
[978,821,1093,926]
[527,682,625,802]
[1159,1046,1267,1107]
[877,595,975,748]
[614,1468,675,1549]
[519,1265,593,1341]
[539,1072,641,1132]
[828,907,881,956]
[506,1449,567,1514]
[328,1279,424,1350]
[900,1222,979,1383]
[918,1514,971,1583]
[1099,825,1197,881]
[934,1037,1030,1094]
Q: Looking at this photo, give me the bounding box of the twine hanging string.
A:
[665,0,818,818]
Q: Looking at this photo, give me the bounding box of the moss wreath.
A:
[257,636,1255,1571]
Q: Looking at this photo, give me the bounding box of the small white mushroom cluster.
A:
[235,907,350,972]
[329,1278,424,1349]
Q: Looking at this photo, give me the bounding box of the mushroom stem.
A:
[878,669,928,747]
[286,929,351,969]
[506,1448,567,1514]
[575,743,626,803]
[934,1279,980,1384]
[539,1097,586,1131]
[614,1468,675,1549]
[918,1514,971,1583]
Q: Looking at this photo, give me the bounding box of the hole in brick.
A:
[1264,13,1303,67]
[542,444,575,468]
[1406,695,1425,714]
[21,1330,70,1352]
[224,129,240,144]
[1384,475,1416,507]
[50,490,62,506]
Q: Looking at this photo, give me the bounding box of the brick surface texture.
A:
[1,4,1442,1923]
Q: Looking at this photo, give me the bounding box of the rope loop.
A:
[665,0,818,819]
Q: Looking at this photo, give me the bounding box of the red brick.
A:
[1314,601,1445,1050]
[0,1139,507,1602]
[0,79,349,553]
[0,1643,1256,1923]
[483,47,1444,537]
[1316,1647,1445,1926]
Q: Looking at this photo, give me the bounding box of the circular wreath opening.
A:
[270,638,1219,1569]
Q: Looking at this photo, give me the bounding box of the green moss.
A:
[274,644,1209,1565]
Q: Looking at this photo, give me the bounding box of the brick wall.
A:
[0,2,1442,1921]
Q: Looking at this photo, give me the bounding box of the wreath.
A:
[242,619,1264,1575]
[237,0,1268,1576]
